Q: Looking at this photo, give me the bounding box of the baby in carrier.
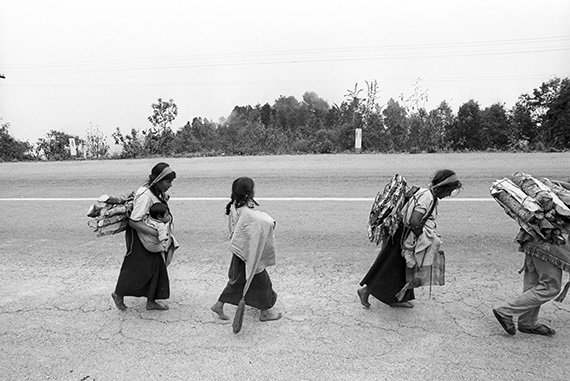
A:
[141,202,178,265]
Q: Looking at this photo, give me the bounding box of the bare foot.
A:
[260,310,282,322]
[357,287,370,308]
[211,303,229,320]
[111,292,127,311]
[390,301,414,308]
[146,300,169,310]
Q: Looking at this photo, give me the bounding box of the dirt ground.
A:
[1,152,570,380]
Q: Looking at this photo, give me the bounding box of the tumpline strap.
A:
[421,190,438,225]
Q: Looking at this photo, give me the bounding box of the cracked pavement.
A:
[2,154,570,380]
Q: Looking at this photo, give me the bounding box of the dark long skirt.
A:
[218,254,277,310]
[360,226,414,305]
[114,227,170,301]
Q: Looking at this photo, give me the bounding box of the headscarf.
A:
[430,174,459,190]
[149,166,175,188]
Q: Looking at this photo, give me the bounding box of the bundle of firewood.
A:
[490,172,570,245]
[87,191,135,237]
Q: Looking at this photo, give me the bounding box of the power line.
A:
[3,36,570,75]
[2,73,568,89]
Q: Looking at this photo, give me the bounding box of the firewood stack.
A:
[490,172,570,245]
[87,191,135,236]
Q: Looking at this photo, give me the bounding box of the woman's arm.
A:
[408,210,426,236]
[129,219,159,237]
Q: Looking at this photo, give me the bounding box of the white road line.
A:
[0,197,493,202]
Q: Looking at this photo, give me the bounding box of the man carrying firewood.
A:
[492,177,570,337]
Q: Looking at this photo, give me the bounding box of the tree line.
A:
[1,77,569,162]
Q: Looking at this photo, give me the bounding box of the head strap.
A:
[431,174,458,189]
[149,166,173,187]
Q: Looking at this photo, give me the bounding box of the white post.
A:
[355,128,362,153]
[69,138,77,156]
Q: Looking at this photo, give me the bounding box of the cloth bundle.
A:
[490,172,570,245]
[368,174,417,245]
[87,191,136,237]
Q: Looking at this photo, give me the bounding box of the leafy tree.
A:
[519,78,563,125]
[481,103,509,149]
[259,103,273,127]
[541,78,570,149]
[217,106,255,154]
[231,105,261,123]
[0,119,32,161]
[303,91,330,120]
[190,117,219,152]
[446,100,483,150]
[36,130,83,161]
[362,112,388,152]
[236,120,267,155]
[517,77,570,149]
[273,95,310,143]
[302,91,330,137]
[425,101,453,151]
[84,123,110,158]
[326,84,366,151]
[399,78,429,114]
[407,108,428,152]
[112,127,145,158]
[358,81,388,152]
[172,121,201,154]
[146,98,178,155]
[342,83,365,129]
[383,98,408,151]
[508,102,536,150]
[309,129,336,153]
[397,79,429,152]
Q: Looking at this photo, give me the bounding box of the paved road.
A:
[2,154,570,380]
[2,198,570,381]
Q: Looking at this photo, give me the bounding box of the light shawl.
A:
[401,188,440,266]
[229,206,276,281]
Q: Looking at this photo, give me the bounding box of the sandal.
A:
[518,324,555,336]
[492,309,515,335]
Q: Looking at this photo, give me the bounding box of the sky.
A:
[1,0,570,144]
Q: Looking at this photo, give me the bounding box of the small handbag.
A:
[415,250,445,287]
[396,250,445,301]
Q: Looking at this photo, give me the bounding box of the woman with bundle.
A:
[358,169,462,308]
[111,162,177,311]
[211,177,282,324]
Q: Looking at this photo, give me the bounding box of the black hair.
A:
[149,202,169,219]
[225,177,256,215]
[147,162,176,201]
[431,169,462,194]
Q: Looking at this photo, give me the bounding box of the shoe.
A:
[390,301,413,308]
[518,324,555,336]
[492,309,515,335]
[357,288,370,308]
